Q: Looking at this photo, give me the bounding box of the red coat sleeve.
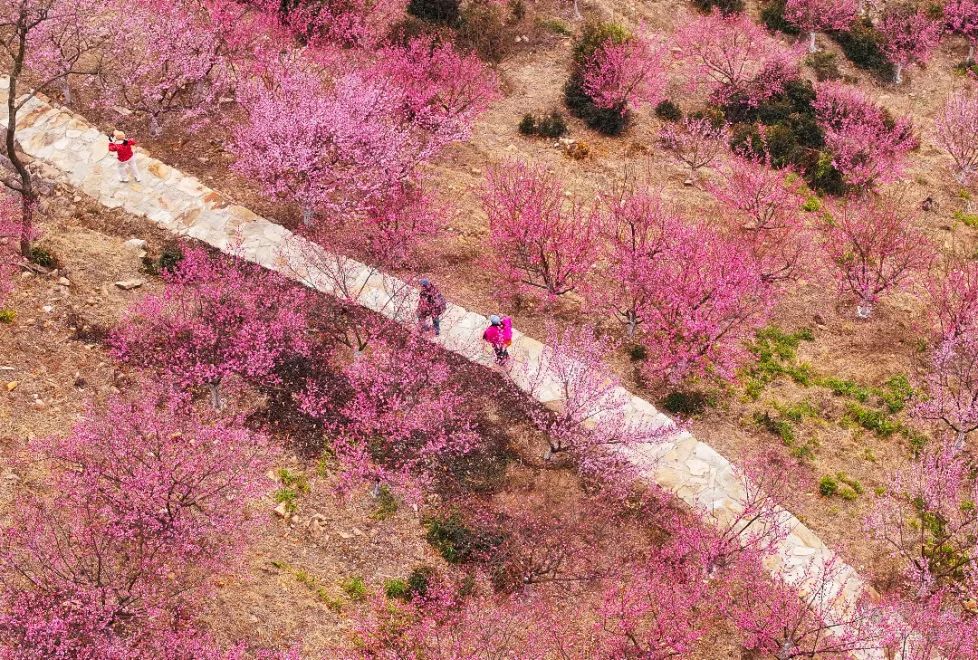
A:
[108,143,118,153]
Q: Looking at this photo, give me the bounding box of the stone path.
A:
[1,80,883,654]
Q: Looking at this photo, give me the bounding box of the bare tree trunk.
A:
[61,77,72,105]
[808,31,818,53]
[856,297,874,319]
[208,381,223,410]
[5,33,36,258]
[893,63,904,85]
[148,114,163,137]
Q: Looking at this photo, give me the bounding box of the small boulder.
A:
[123,238,147,252]
[114,279,144,290]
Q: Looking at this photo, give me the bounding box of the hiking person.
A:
[109,130,141,183]
[483,314,513,365]
[417,277,447,336]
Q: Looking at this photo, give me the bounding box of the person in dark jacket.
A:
[109,130,141,183]
[417,277,447,336]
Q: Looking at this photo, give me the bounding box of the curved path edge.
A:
[1,80,886,657]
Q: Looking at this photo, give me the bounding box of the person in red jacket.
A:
[417,277,447,336]
[109,130,141,183]
[483,314,513,364]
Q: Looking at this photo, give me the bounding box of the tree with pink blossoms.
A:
[916,333,978,452]
[785,0,858,53]
[820,197,931,318]
[935,90,978,184]
[514,326,677,464]
[709,154,810,282]
[298,330,481,499]
[590,188,676,336]
[582,32,667,117]
[867,436,978,597]
[730,557,888,658]
[813,82,918,189]
[482,161,600,301]
[277,0,407,50]
[927,259,978,340]
[674,11,801,106]
[659,116,729,179]
[590,557,713,658]
[881,590,978,660]
[0,0,105,255]
[0,388,274,655]
[100,0,236,136]
[634,220,773,385]
[878,2,943,84]
[110,246,310,409]
[946,0,978,62]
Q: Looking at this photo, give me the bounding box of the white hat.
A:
[113,130,126,141]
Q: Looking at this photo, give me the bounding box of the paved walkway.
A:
[1,80,882,654]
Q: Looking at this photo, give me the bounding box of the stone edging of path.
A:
[0,79,885,656]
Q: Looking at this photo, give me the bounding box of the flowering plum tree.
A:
[935,90,978,184]
[0,0,105,254]
[110,246,310,409]
[820,197,931,318]
[946,0,978,61]
[916,333,978,451]
[515,326,677,464]
[928,260,978,340]
[483,161,599,300]
[813,82,918,189]
[277,0,406,49]
[659,117,729,178]
[0,388,273,654]
[590,189,677,336]
[674,11,800,106]
[298,331,480,499]
[633,220,773,385]
[867,436,978,596]
[881,591,978,660]
[709,155,810,282]
[100,0,237,136]
[878,2,942,84]
[785,0,858,52]
[582,33,666,116]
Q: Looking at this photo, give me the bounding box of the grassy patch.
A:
[743,326,816,398]
[953,210,978,228]
[273,467,310,514]
[341,576,368,601]
[371,486,398,521]
[0,309,15,324]
[537,17,571,35]
[819,472,864,500]
[273,560,343,611]
[844,403,899,437]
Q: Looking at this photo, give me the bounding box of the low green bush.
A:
[807,51,842,81]
[691,0,744,13]
[0,309,15,324]
[341,576,367,600]
[829,20,894,79]
[654,99,683,122]
[760,0,800,34]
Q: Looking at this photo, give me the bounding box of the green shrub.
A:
[760,0,800,34]
[654,99,683,122]
[691,0,744,13]
[830,20,894,78]
[743,325,816,396]
[341,576,367,600]
[954,210,978,228]
[273,468,309,514]
[537,17,572,36]
[518,113,537,135]
[27,245,57,269]
[802,196,821,212]
[537,111,568,138]
[571,22,630,64]
[407,0,459,25]
[807,51,842,81]
[383,578,410,600]
[754,410,797,445]
[565,22,633,136]
[407,565,433,596]
[820,377,871,402]
[424,513,497,563]
[878,374,913,413]
[661,390,714,416]
[0,309,15,324]
[845,403,899,437]
[819,474,839,497]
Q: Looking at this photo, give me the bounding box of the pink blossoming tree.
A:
[0,388,274,654]
[878,2,943,84]
[674,11,801,106]
[582,33,667,116]
[785,0,859,53]
[483,161,600,301]
[927,259,978,340]
[278,0,406,50]
[659,116,729,179]
[867,436,978,596]
[820,197,932,318]
[946,0,978,61]
[298,331,481,499]
[935,90,978,184]
[633,220,773,385]
[709,154,811,282]
[110,246,310,409]
[916,333,978,451]
[814,82,918,189]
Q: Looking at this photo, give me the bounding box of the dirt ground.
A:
[6,0,978,653]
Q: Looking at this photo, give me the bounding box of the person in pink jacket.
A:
[483,314,513,364]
